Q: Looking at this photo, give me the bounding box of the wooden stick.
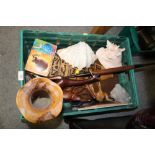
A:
[76,102,128,111]
[71,62,155,78]
[27,62,155,79]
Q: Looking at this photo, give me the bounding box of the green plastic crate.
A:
[119,26,141,55]
[19,29,139,118]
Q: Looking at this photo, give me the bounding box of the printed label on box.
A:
[18,71,24,81]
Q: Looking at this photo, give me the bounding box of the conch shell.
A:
[57,42,96,70]
[96,40,125,69]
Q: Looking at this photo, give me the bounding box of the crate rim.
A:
[20,29,127,40]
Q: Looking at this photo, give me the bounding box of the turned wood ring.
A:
[16,77,63,123]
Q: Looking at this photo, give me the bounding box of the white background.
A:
[0,0,154,26]
[0,130,155,155]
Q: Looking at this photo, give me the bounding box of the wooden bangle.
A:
[16,78,63,123]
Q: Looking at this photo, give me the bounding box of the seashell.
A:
[57,42,96,70]
[96,40,125,69]
[110,84,131,103]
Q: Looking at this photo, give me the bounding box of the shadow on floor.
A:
[26,115,63,129]
[66,116,132,129]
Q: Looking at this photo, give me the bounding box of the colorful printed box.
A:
[25,39,57,76]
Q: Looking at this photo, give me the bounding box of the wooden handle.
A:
[92,65,135,75]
